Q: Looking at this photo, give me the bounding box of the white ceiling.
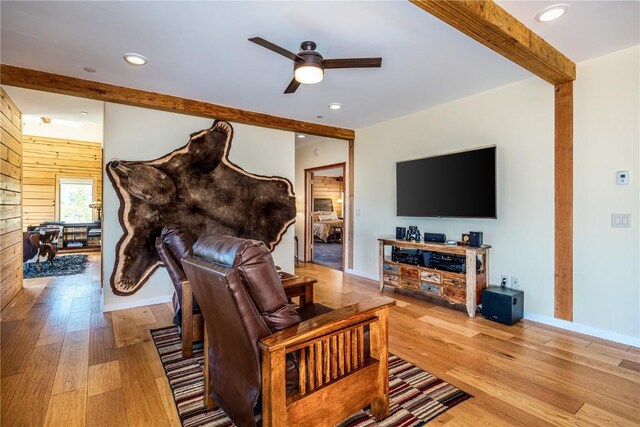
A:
[1,1,638,130]
[3,86,104,142]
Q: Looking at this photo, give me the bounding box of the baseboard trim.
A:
[342,270,639,347]
[102,294,173,313]
[524,312,640,347]
[344,268,378,281]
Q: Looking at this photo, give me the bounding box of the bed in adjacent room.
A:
[312,198,342,243]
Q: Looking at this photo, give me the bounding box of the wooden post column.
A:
[554,81,573,321]
[348,139,354,270]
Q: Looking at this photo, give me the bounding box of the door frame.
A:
[304,162,347,270]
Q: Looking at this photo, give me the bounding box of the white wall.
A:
[294,138,349,261]
[353,46,639,344]
[573,47,639,340]
[103,103,295,310]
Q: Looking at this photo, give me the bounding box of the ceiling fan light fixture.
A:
[536,4,568,22]
[294,63,323,84]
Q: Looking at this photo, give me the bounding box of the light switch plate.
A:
[611,213,631,228]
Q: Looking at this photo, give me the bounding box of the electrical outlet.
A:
[511,277,519,289]
[500,275,509,287]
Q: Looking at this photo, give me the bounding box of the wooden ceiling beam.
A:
[410,0,576,84]
[0,64,355,140]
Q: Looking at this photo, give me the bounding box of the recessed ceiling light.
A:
[316,115,323,119]
[80,111,88,115]
[535,4,568,22]
[328,103,342,110]
[123,53,148,66]
[297,134,306,139]
[83,66,96,73]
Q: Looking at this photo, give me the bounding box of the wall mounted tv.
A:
[396,146,496,218]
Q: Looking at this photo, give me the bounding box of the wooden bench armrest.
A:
[260,297,394,425]
[258,297,395,352]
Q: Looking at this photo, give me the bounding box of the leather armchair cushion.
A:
[193,235,301,333]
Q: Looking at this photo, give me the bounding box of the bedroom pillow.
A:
[327,211,339,220]
[312,211,321,221]
[318,213,334,221]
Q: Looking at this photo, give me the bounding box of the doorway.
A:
[4,86,104,283]
[304,162,346,271]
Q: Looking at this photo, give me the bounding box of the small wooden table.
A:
[281,275,317,307]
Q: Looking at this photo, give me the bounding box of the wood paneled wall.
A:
[22,136,102,227]
[313,176,344,218]
[0,88,23,310]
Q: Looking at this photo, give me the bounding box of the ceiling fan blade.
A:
[323,58,383,69]
[284,77,301,94]
[249,37,302,61]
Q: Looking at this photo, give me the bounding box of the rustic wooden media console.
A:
[378,238,491,317]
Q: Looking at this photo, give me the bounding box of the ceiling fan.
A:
[249,37,382,94]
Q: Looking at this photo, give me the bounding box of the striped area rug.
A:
[151,326,471,427]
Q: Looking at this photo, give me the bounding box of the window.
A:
[58,178,94,223]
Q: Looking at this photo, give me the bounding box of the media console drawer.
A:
[420,270,441,283]
[400,265,420,279]
[400,277,420,290]
[420,282,442,296]
[383,274,400,286]
[443,286,466,304]
[383,263,399,275]
[442,273,466,288]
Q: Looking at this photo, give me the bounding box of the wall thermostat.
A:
[616,170,629,185]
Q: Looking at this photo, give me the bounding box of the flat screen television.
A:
[396,146,496,218]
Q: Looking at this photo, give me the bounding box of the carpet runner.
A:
[151,326,471,426]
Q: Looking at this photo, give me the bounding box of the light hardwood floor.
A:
[1,255,639,426]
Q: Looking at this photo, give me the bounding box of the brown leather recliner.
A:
[182,234,395,427]
[155,225,203,357]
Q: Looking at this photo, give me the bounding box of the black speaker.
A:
[482,287,524,325]
[423,232,446,243]
[395,227,406,239]
[469,231,483,247]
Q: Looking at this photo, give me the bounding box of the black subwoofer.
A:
[482,287,524,325]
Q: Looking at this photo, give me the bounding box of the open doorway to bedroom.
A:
[304,163,346,271]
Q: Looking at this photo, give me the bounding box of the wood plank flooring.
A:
[1,256,639,426]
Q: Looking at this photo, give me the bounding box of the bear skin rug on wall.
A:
[106,120,296,295]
